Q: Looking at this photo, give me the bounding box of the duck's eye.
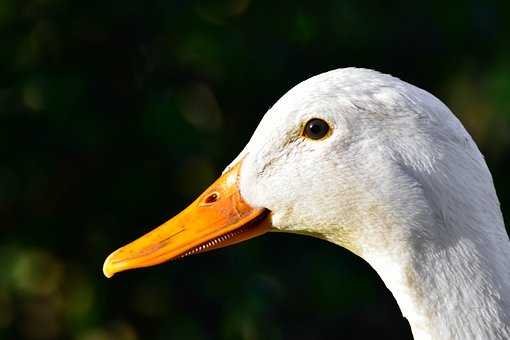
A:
[303,118,330,140]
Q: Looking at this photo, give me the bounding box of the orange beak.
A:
[102,161,270,278]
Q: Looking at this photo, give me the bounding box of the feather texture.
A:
[228,68,510,339]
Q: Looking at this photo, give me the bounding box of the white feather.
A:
[228,68,510,339]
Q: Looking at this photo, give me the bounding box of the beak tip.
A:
[102,254,116,278]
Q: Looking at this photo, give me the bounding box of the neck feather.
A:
[364,220,510,340]
[365,125,510,339]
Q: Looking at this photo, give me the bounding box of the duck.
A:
[102,68,510,340]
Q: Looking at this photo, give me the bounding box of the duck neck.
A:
[364,224,510,340]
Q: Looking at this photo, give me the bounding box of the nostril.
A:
[204,192,220,204]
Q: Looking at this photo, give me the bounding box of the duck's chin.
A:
[267,216,363,257]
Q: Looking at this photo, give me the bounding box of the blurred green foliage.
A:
[1,0,510,339]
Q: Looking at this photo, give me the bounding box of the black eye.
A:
[303,118,330,140]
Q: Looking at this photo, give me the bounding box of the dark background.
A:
[1,0,510,339]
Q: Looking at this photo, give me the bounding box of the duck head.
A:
[103,67,487,279]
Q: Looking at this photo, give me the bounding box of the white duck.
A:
[103,68,510,340]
